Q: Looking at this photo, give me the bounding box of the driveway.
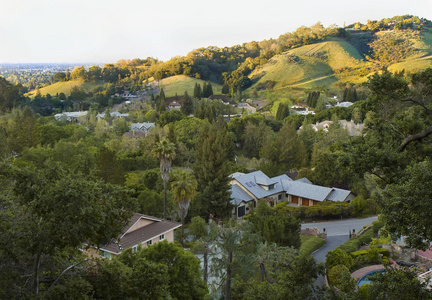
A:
[302,216,379,287]
[302,216,378,237]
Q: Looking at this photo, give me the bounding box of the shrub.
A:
[326,248,354,271]
[339,238,361,253]
[350,248,389,258]
[358,229,374,245]
[328,265,356,293]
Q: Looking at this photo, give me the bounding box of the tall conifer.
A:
[193,121,233,218]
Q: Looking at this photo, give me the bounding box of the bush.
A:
[326,248,354,271]
[328,265,356,293]
[358,228,374,245]
[339,238,361,253]
[350,248,389,258]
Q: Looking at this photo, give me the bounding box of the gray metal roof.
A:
[230,185,254,205]
[326,188,353,202]
[129,122,155,131]
[232,171,284,199]
[295,177,313,185]
[285,181,333,202]
[230,171,353,204]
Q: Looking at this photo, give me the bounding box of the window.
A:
[132,245,138,253]
[147,240,152,246]
[159,234,165,241]
[278,194,282,200]
[237,206,246,217]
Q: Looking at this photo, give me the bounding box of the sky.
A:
[0,0,431,64]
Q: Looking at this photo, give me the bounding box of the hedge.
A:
[350,248,389,258]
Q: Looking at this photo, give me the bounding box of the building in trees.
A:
[229,171,355,218]
[85,213,181,259]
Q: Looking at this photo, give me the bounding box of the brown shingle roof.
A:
[100,214,181,254]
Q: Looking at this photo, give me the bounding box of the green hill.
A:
[249,39,369,91]
[387,31,432,73]
[159,75,222,97]
[26,79,104,98]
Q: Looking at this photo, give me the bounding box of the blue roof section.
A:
[326,188,352,202]
[230,185,254,205]
[295,177,313,185]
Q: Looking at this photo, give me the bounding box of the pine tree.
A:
[207,82,213,97]
[181,91,193,115]
[193,83,202,99]
[158,88,166,112]
[222,83,229,95]
[202,82,207,98]
[276,102,290,120]
[193,122,233,218]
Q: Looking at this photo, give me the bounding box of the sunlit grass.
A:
[159,75,222,97]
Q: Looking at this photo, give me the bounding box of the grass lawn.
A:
[300,235,326,256]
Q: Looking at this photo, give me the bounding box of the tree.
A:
[95,146,124,184]
[347,69,432,249]
[170,168,198,247]
[70,66,86,80]
[212,220,260,300]
[193,121,233,218]
[188,216,219,283]
[325,248,353,271]
[53,72,66,82]
[248,199,301,248]
[232,243,325,299]
[193,82,202,99]
[275,102,290,120]
[362,267,432,299]
[181,91,194,115]
[133,241,208,299]
[0,161,134,298]
[152,139,176,219]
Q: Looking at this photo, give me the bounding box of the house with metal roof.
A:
[84,213,181,259]
[230,171,355,218]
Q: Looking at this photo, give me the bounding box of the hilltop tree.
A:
[0,77,21,112]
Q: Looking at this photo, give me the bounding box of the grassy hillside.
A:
[387,31,432,73]
[159,75,222,97]
[249,39,368,92]
[26,79,104,98]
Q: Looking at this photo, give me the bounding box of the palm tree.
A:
[170,169,198,247]
[152,139,176,219]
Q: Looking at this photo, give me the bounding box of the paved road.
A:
[302,216,378,237]
[302,216,379,287]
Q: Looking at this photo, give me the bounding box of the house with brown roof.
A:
[84,213,181,259]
